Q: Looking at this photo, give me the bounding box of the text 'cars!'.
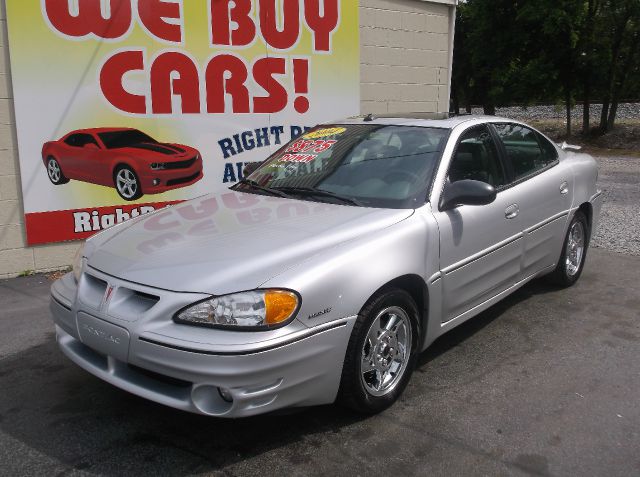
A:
[49,115,602,417]
[42,128,203,200]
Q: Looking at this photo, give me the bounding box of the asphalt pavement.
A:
[1,250,639,476]
[1,155,639,476]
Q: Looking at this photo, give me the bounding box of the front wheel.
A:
[338,288,421,414]
[46,157,69,185]
[547,210,589,287]
[114,166,142,201]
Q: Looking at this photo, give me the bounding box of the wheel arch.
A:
[42,145,54,163]
[578,202,593,244]
[44,151,63,168]
[112,161,137,179]
[361,274,429,342]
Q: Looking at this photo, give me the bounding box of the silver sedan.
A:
[50,114,602,417]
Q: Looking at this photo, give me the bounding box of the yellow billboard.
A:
[6,0,360,244]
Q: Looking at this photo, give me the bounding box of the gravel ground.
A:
[592,154,640,256]
[470,102,640,121]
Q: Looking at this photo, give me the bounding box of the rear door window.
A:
[493,124,557,180]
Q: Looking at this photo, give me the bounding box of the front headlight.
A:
[174,289,300,329]
[72,242,85,282]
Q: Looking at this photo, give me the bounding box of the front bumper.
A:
[50,271,356,417]
[139,157,203,194]
[141,169,204,194]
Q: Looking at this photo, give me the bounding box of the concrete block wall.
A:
[0,0,455,279]
[0,3,79,279]
[360,0,454,114]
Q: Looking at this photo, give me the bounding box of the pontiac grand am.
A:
[50,114,602,417]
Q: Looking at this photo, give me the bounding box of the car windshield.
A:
[235,124,449,209]
[98,130,158,149]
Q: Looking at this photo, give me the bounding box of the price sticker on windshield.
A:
[303,127,346,139]
[285,139,337,154]
[279,153,317,163]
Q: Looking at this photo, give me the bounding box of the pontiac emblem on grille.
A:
[101,285,115,310]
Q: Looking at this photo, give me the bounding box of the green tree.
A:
[578,0,601,134]
[517,0,585,136]
[596,0,640,132]
[452,0,640,135]
[455,0,523,114]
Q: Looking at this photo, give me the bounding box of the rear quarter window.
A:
[494,123,558,181]
[64,134,82,147]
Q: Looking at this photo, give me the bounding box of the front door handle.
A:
[560,181,569,195]
[505,204,519,219]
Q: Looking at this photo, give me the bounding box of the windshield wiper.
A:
[235,179,293,199]
[273,186,363,206]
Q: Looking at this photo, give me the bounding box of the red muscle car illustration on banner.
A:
[42,128,203,200]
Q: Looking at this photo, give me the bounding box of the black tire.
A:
[46,157,69,185]
[547,210,589,287]
[114,165,143,201]
[338,288,421,414]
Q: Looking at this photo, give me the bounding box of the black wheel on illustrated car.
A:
[547,210,589,287]
[114,165,142,201]
[46,157,69,185]
[339,288,421,414]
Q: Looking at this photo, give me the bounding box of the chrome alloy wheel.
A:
[47,159,61,183]
[360,306,412,397]
[565,220,585,277]
[116,168,139,200]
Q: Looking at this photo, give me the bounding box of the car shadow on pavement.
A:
[417,277,561,369]
[0,278,562,475]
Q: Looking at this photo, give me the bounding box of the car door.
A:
[72,134,103,182]
[59,133,85,176]
[433,124,523,323]
[492,123,572,278]
[84,134,113,186]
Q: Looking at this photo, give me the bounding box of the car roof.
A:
[326,113,514,129]
[66,127,138,135]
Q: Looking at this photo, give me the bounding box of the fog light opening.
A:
[191,384,233,415]
[218,387,233,403]
[152,179,161,186]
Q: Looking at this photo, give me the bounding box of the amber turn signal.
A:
[264,290,299,325]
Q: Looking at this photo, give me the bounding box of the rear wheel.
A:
[46,157,69,185]
[547,210,589,287]
[114,166,142,201]
[339,288,420,414]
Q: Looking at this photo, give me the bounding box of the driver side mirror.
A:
[242,162,261,178]
[440,179,497,211]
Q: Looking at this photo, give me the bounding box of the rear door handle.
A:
[505,204,519,219]
[560,181,569,194]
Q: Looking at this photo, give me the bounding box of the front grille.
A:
[108,289,159,321]
[128,364,193,388]
[81,274,109,309]
[167,171,201,186]
[80,272,160,319]
[163,157,196,170]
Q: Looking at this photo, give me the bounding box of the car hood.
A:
[117,142,194,158]
[87,191,414,294]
